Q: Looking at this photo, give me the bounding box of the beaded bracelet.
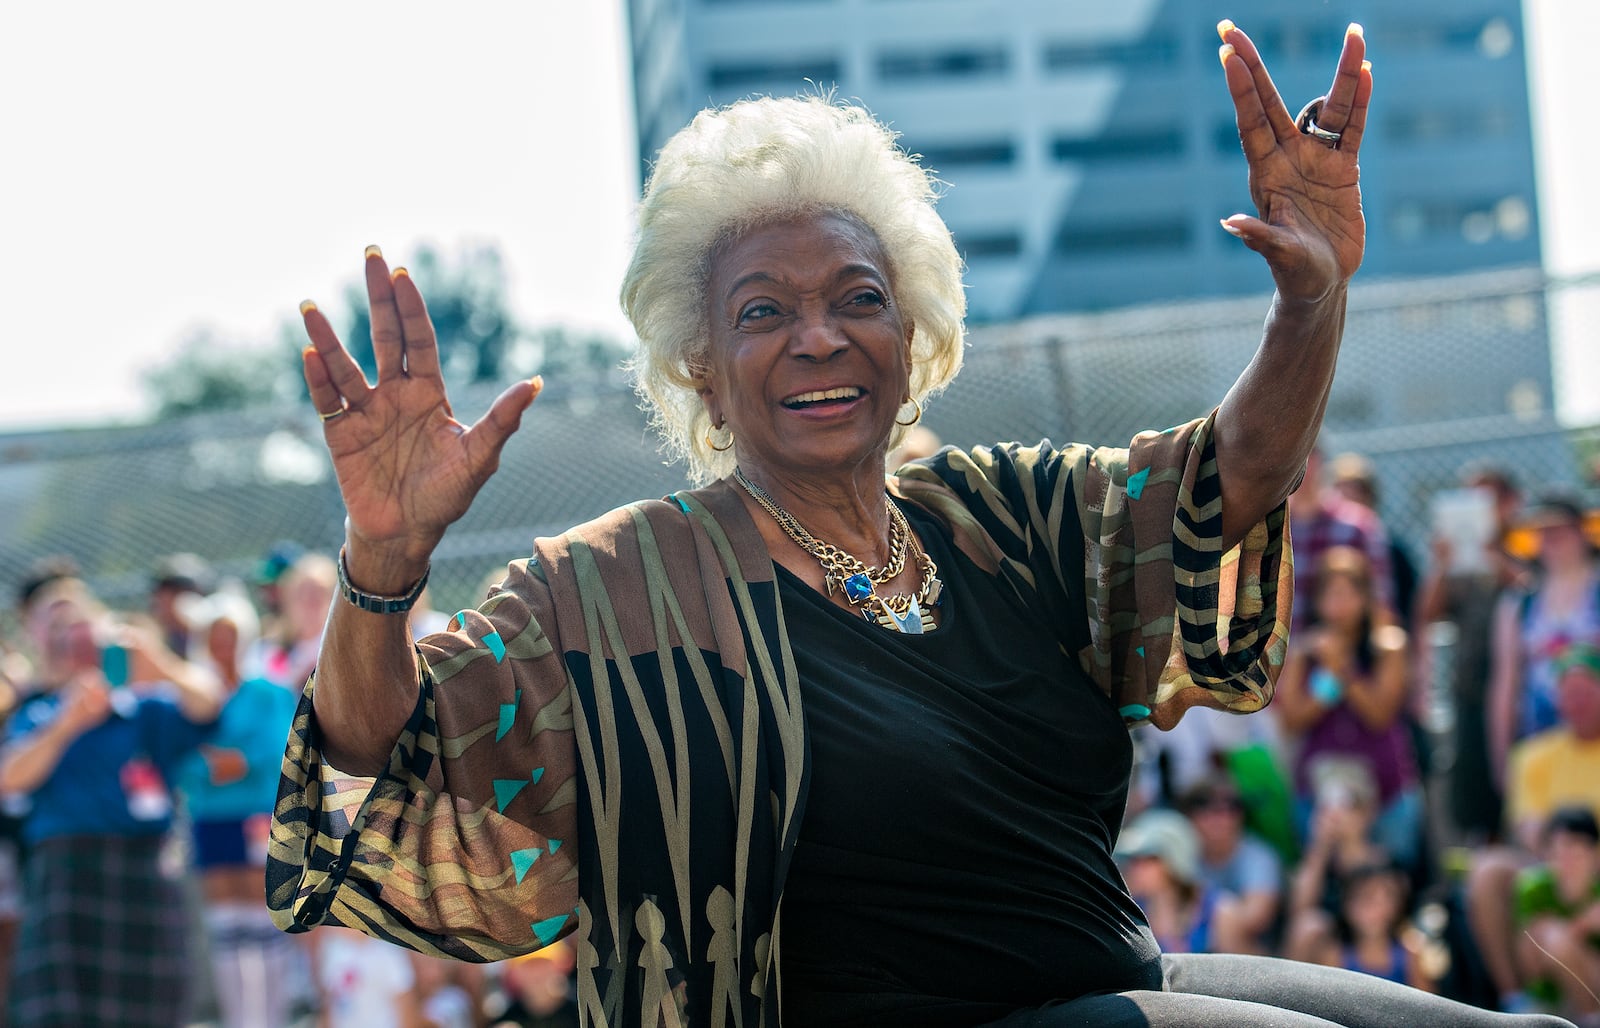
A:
[337,547,430,614]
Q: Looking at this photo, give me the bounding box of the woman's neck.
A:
[736,462,893,564]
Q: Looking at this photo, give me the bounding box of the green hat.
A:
[1556,643,1600,680]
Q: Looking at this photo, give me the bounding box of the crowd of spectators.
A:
[1,446,1598,1025]
[1132,451,1600,1026]
[0,549,580,1027]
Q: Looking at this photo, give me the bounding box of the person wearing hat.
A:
[1472,645,1600,1013]
[1117,809,1252,955]
[148,552,215,659]
[1512,806,1600,1023]
[1490,490,1600,793]
[1329,452,1419,632]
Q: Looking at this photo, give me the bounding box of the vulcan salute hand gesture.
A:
[1217,20,1372,302]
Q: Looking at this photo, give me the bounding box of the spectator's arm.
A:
[1414,537,1454,627]
[1487,593,1523,789]
[0,681,110,794]
[1342,625,1408,731]
[1234,888,1281,942]
[1272,648,1324,735]
[124,624,221,724]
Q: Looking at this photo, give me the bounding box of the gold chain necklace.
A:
[733,467,943,633]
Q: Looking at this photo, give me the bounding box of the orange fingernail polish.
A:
[299,300,318,316]
[1348,22,1363,38]
[1362,59,1372,72]
[529,375,544,391]
[1216,19,1235,41]
[392,267,410,280]
[364,244,383,259]
[1219,43,1235,65]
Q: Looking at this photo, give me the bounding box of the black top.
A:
[777,501,1161,1027]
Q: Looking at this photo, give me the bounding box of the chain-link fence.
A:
[2,265,1595,627]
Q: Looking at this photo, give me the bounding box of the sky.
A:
[3,1,1597,431]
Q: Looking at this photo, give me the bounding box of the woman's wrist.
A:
[342,526,435,597]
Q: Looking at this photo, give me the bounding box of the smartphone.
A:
[101,643,130,688]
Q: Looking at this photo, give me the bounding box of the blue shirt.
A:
[176,677,299,821]
[6,687,215,845]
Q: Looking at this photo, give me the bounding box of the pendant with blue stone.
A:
[842,573,875,603]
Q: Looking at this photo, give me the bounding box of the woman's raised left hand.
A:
[1218,21,1372,303]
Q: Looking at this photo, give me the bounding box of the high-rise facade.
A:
[625,0,1541,321]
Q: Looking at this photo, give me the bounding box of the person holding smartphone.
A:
[0,579,220,1028]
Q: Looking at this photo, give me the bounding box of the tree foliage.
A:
[143,243,632,419]
[142,331,302,419]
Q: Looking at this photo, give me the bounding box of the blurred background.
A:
[6,2,1600,1023]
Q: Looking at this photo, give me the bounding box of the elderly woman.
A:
[269,22,1569,1028]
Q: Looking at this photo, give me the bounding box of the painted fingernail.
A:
[1219,43,1235,66]
[1216,19,1235,41]
[1348,22,1363,38]
[299,300,318,316]
[1220,217,1246,237]
[529,375,544,392]
[392,266,410,280]
[1361,59,1372,72]
[364,244,383,259]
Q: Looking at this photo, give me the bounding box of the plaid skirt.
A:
[10,833,192,1027]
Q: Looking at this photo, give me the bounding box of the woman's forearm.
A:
[1214,286,1349,549]
[310,545,431,776]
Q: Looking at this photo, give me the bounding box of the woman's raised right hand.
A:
[300,246,540,592]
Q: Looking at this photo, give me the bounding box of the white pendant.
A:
[881,598,925,634]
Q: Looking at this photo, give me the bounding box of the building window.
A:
[1388,195,1532,244]
[1051,128,1184,163]
[1247,23,1345,60]
[1385,107,1514,142]
[1043,32,1180,71]
[877,47,1008,81]
[707,58,841,91]
[1053,218,1190,255]
[955,231,1023,261]
[908,139,1017,170]
[1384,17,1515,57]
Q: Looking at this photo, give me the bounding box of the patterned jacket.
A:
[267,412,1291,1028]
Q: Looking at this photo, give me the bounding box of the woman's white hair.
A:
[622,95,967,485]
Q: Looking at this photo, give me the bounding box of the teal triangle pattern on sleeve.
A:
[483,630,507,663]
[532,766,546,784]
[531,913,570,947]
[510,847,542,883]
[496,689,521,742]
[548,838,562,853]
[1125,467,1150,500]
[494,778,529,812]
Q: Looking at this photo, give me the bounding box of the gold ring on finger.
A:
[1295,96,1343,148]
[318,406,348,422]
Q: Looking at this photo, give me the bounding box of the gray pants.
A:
[984,953,1577,1027]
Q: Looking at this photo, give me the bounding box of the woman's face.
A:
[1315,571,1367,629]
[698,211,912,484]
[1538,520,1587,569]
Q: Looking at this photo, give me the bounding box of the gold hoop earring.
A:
[706,424,734,452]
[894,396,923,427]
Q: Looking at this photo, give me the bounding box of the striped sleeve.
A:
[266,557,580,961]
[897,411,1290,729]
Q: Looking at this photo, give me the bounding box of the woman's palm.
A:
[301,249,538,572]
